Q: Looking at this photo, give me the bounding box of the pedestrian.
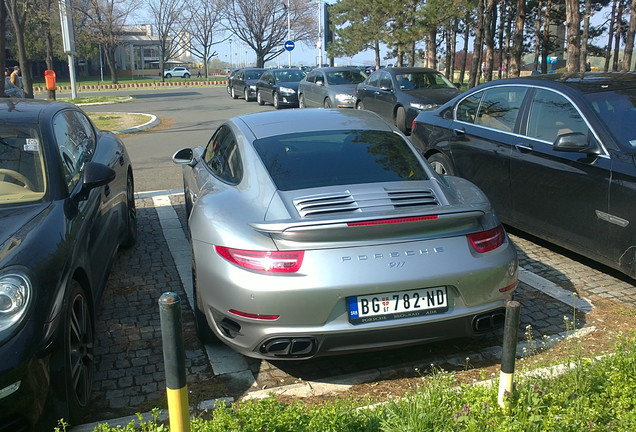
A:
[585,60,591,72]
[197,70,201,78]
[10,66,21,88]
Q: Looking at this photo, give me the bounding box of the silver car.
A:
[173,109,518,360]
[298,67,367,108]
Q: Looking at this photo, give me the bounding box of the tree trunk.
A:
[469,0,485,88]
[565,0,580,72]
[509,0,525,77]
[533,0,542,72]
[605,0,617,72]
[498,0,507,79]
[459,15,470,85]
[541,0,551,74]
[105,45,119,84]
[612,0,625,71]
[374,39,381,70]
[482,0,496,82]
[426,29,437,69]
[622,0,636,71]
[449,22,457,81]
[580,0,592,72]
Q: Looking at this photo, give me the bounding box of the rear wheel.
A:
[256,91,264,105]
[428,153,456,176]
[395,106,408,134]
[184,73,190,78]
[165,73,172,78]
[244,88,251,102]
[324,98,332,108]
[273,92,281,109]
[192,262,217,343]
[356,101,364,110]
[50,281,95,424]
[121,172,137,248]
[231,87,238,99]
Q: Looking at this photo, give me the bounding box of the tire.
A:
[165,73,172,78]
[356,101,364,110]
[121,172,137,248]
[184,73,190,78]
[192,263,217,343]
[299,93,306,108]
[50,281,95,424]
[244,88,251,102]
[324,98,332,108]
[256,91,264,105]
[273,92,280,109]
[396,106,408,134]
[427,153,456,176]
[231,86,238,99]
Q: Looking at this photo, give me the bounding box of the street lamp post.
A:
[287,0,291,67]
[229,38,233,69]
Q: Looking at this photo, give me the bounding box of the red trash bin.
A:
[44,70,56,91]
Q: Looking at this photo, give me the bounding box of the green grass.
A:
[54,334,636,432]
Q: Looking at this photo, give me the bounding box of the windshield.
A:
[246,70,264,80]
[0,126,47,204]
[585,90,636,150]
[253,130,428,191]
[325,70,367,85]
[274,70,306,82]
[395,72,457,91]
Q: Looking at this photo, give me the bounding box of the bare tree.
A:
[185,0,225,77]
[147,0,191,80]
[79,0,138,83]
[6,0,36,97]
[565,0,581,71]
[623,0,636,69]
[222,0,315,68]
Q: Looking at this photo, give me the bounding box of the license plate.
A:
[347,287,448,324]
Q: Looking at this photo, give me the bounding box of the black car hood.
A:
[278,81,301,90]
[0,203,50,260]
[407,88,461,104]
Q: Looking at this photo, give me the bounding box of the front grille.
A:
[293,188,439,218]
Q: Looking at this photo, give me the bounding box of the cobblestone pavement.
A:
[84,192,636,424]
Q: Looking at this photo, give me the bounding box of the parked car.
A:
[172,108,518,360]
[298,67,367,109]
[410,72,636,280]
[255,68,306,109]
[226,68,240,95]
[0,100,136,429]
[228,68,267,101]
[356,67,461,134]
[163,66,191,78]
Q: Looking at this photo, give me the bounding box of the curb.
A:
[114,113,160,134]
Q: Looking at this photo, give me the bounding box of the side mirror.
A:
[316,79,324,86]
[72,162,116,203]
[553,132,601,155]
[172,148,195,166]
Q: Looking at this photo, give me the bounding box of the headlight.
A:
[410,102,439,111]
[336,93,355,103]
[279,87,295,95]
[0,273,31,332]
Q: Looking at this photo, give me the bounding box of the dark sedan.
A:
[411,72,636,280]
[298,67,367,109]
[228,68,267,101]
[356,67,461,134]
[0,100,136,429]
[255,68,306,109]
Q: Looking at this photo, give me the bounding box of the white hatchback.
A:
[163,66,191,78]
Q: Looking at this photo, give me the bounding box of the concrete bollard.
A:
[159,292,191,432]
[498,300,521,408]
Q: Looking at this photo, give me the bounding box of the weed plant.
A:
[55,334,636,432]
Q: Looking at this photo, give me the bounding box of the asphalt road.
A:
[59,86,272,193]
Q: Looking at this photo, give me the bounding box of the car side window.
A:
[378,72,392,90]
[455,91,483,123]
[306,72,316,83]
[52,109,96,191]
[526,89,589,143]
[367,73,380,87]
[203,126,243,184]
[474,87,527,132]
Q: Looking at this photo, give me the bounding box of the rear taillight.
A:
[467,225,505,253]
[215,246,304,273]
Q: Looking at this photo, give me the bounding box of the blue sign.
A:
[284,40,295,51]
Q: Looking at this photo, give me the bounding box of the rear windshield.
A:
[253,130,428,191]
[0,126,47,204]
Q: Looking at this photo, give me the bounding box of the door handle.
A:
[453,127,465,135]
[515,143,533,152]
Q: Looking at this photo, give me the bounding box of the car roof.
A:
[0,99,76,125]
[235,108,395,139]
[312,67,361,72]
[480,71,636,94]
[382,67,441,74]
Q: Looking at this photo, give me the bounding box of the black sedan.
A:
[228,68,267,101]
[255,68,306,109]
[0,100,136,429]
[410,72,636,280]
[356,67,461,134]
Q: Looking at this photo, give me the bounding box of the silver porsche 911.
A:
[173,108,518,360]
